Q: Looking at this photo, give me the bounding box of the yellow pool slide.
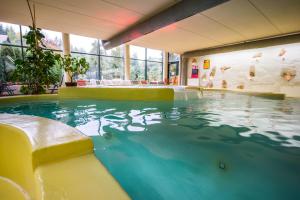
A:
[0,114,130,200]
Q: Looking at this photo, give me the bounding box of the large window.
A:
[70,35,98,54]
[69,34,124,80]
[42,29,62,50]
[168,53,180,82]
[101,56,124,80]
[0,22,63,82]
[147,48,162,62]
[100,43,124,57]
[1,21,155,83]
[130,59,145,80]
[21,26,62,51]
[130,45,145,60]
[130,45,163,81]
[72,53,99,80]
[147,61,163,81]
[168,53,180,62]
[70,34,99,80]
[0,22,24,82]
[0,46,22,82]
[0,22,21,45]
[100,43,124,80]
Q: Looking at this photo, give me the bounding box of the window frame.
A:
[0,22,126,81]
[1,22,166,82]
[129,45,163,81]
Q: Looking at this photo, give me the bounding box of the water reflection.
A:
[0,93,300,148]
[1,94,300,200]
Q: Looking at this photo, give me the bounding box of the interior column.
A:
[180,57,188,86]
[124,45,130,80]
[62,33,71,83]
[163,51,169,83]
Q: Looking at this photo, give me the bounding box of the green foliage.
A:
[130,57,145,80]
[60,55,90,83]
[20,84,45,95]
[13,26,62,94]
[0,24,5,35]
[0,46,22,82]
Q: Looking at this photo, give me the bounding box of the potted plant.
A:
[61,55,90,87]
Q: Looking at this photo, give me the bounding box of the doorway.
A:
[168,61,179,84]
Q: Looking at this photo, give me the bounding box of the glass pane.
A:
[22,26,63,50]
[147,48,162,62]
[101,45,124,57]
[101,56,124,80]
[169,53,180,62]
[40,49,64,84]
[147,61,163,82]
[72,53,99,80]
[70,34,98,54]
[99,41,106,55]
[0,45,22,82]
[21,26,29,46]
[130,45,145,60]
[169,63,178,78]
[0,22,21,45]
[130,59,145,80]
[41,29,62,50]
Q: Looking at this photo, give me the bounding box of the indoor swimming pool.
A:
[0,92,299,200]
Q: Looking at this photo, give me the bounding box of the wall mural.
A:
[203,59,210,69]
[220,66,231,73]
[252,52,263,61]
[278,48,286,61]
[191,58,199,78]
[187,42,300,97]
[249,65,256,80]
[222,80,228,89]
[207,67,216,88]
[281,67,296,81]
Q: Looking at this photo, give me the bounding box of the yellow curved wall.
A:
[58,87,174,101]
[0,94,58,104]
[0,87,175,103]
[0,124,36,199]
[0,114,130,200]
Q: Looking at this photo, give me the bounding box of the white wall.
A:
[187,43,300,97]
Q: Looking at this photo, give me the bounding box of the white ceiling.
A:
[129,0,300,53]
[0,0,300,54]
[0,0,177,39]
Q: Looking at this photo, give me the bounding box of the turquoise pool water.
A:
[0,92,300,200]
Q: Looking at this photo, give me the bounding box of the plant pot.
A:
[65,82,77,87]
[77,79,87,86]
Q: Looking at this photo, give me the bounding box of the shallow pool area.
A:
[1,92,300,200]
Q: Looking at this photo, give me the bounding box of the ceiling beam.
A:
[182,32,300,58]
[102,0,229,49]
